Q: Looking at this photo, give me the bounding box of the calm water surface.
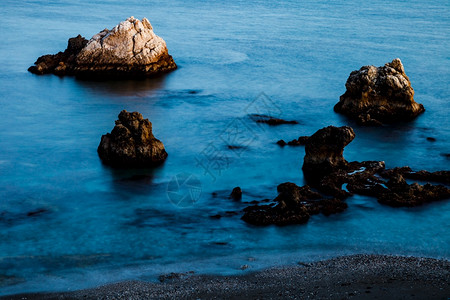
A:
[0,0,449,295]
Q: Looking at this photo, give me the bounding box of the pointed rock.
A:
[98,110,168,167]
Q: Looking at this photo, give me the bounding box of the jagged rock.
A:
[249,114,298,125]
[300,126,450,206]
[241,183,347,226]
[98,110,167,167]
[28,35,88,75]
[29,17,176,77]
[334,58,425,125]
[302,126,355,181]
[230,187,242,200]
[378,174,450,207]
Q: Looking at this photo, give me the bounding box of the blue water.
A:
[0,0,449,295]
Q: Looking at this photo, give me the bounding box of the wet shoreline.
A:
[3,254,449,299]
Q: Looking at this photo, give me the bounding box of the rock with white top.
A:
[28,17,176,77]
[334,59,424,125]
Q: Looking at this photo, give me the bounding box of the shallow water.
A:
[0,0,449,295]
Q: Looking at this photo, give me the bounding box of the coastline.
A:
[3,254,448,299]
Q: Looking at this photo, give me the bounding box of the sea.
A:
[0,0,449,295]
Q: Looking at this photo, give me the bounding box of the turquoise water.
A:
[0,0,449,295]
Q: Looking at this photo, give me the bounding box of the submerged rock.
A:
[249,114,298,125]
[29,17,176,77]
[98,110,167,167]
[334,58,425,125]
[277,136,309,147]
[241,182,347,226]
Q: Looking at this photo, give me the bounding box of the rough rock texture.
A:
[29,17,176,77]
[98,110,167,167]
[301,126,450,207]
[243,125,449,226]
[334,58,425,125]
[241,183,347,226]
[302,126,355,181]
[28,35,88,75]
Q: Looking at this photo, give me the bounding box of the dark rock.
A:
[378,175,450,207]
[276,140,287,146]
[441,153,450,159]
[426,137,436,142]
[26,209,47,217]
[287,139,301,146]
[277,136,309,147]
[227,145,244,150]
[275,182,322,207]
[230,187,242,200]
[249,114,298,125]
[212,242,228,246]
[302,126,355,181]
[97,110,167,167]
[300,126,449,207]
[381,167,450,184]
[298,136,309,145]
[334,58,425,125]
[241,182,348,226]
[28,35,88,75]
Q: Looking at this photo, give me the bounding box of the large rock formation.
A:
[302,126,355,181]
[334,59,425,125]
[98,110,168,167]
[29,17,176,77]
[241,125,449,225]
[301,126,450,207]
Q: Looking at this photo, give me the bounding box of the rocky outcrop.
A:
[243,124,449,225]
[98,110,167,167]
[334,59,425,125]
[29,17,176,77]
[241,183,347,226]
[28,35,88,75]
[301,126,450,207]
[230,187,242,200]
[302,126,355,181]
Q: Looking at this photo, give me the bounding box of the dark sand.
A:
[3,255,449,299]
